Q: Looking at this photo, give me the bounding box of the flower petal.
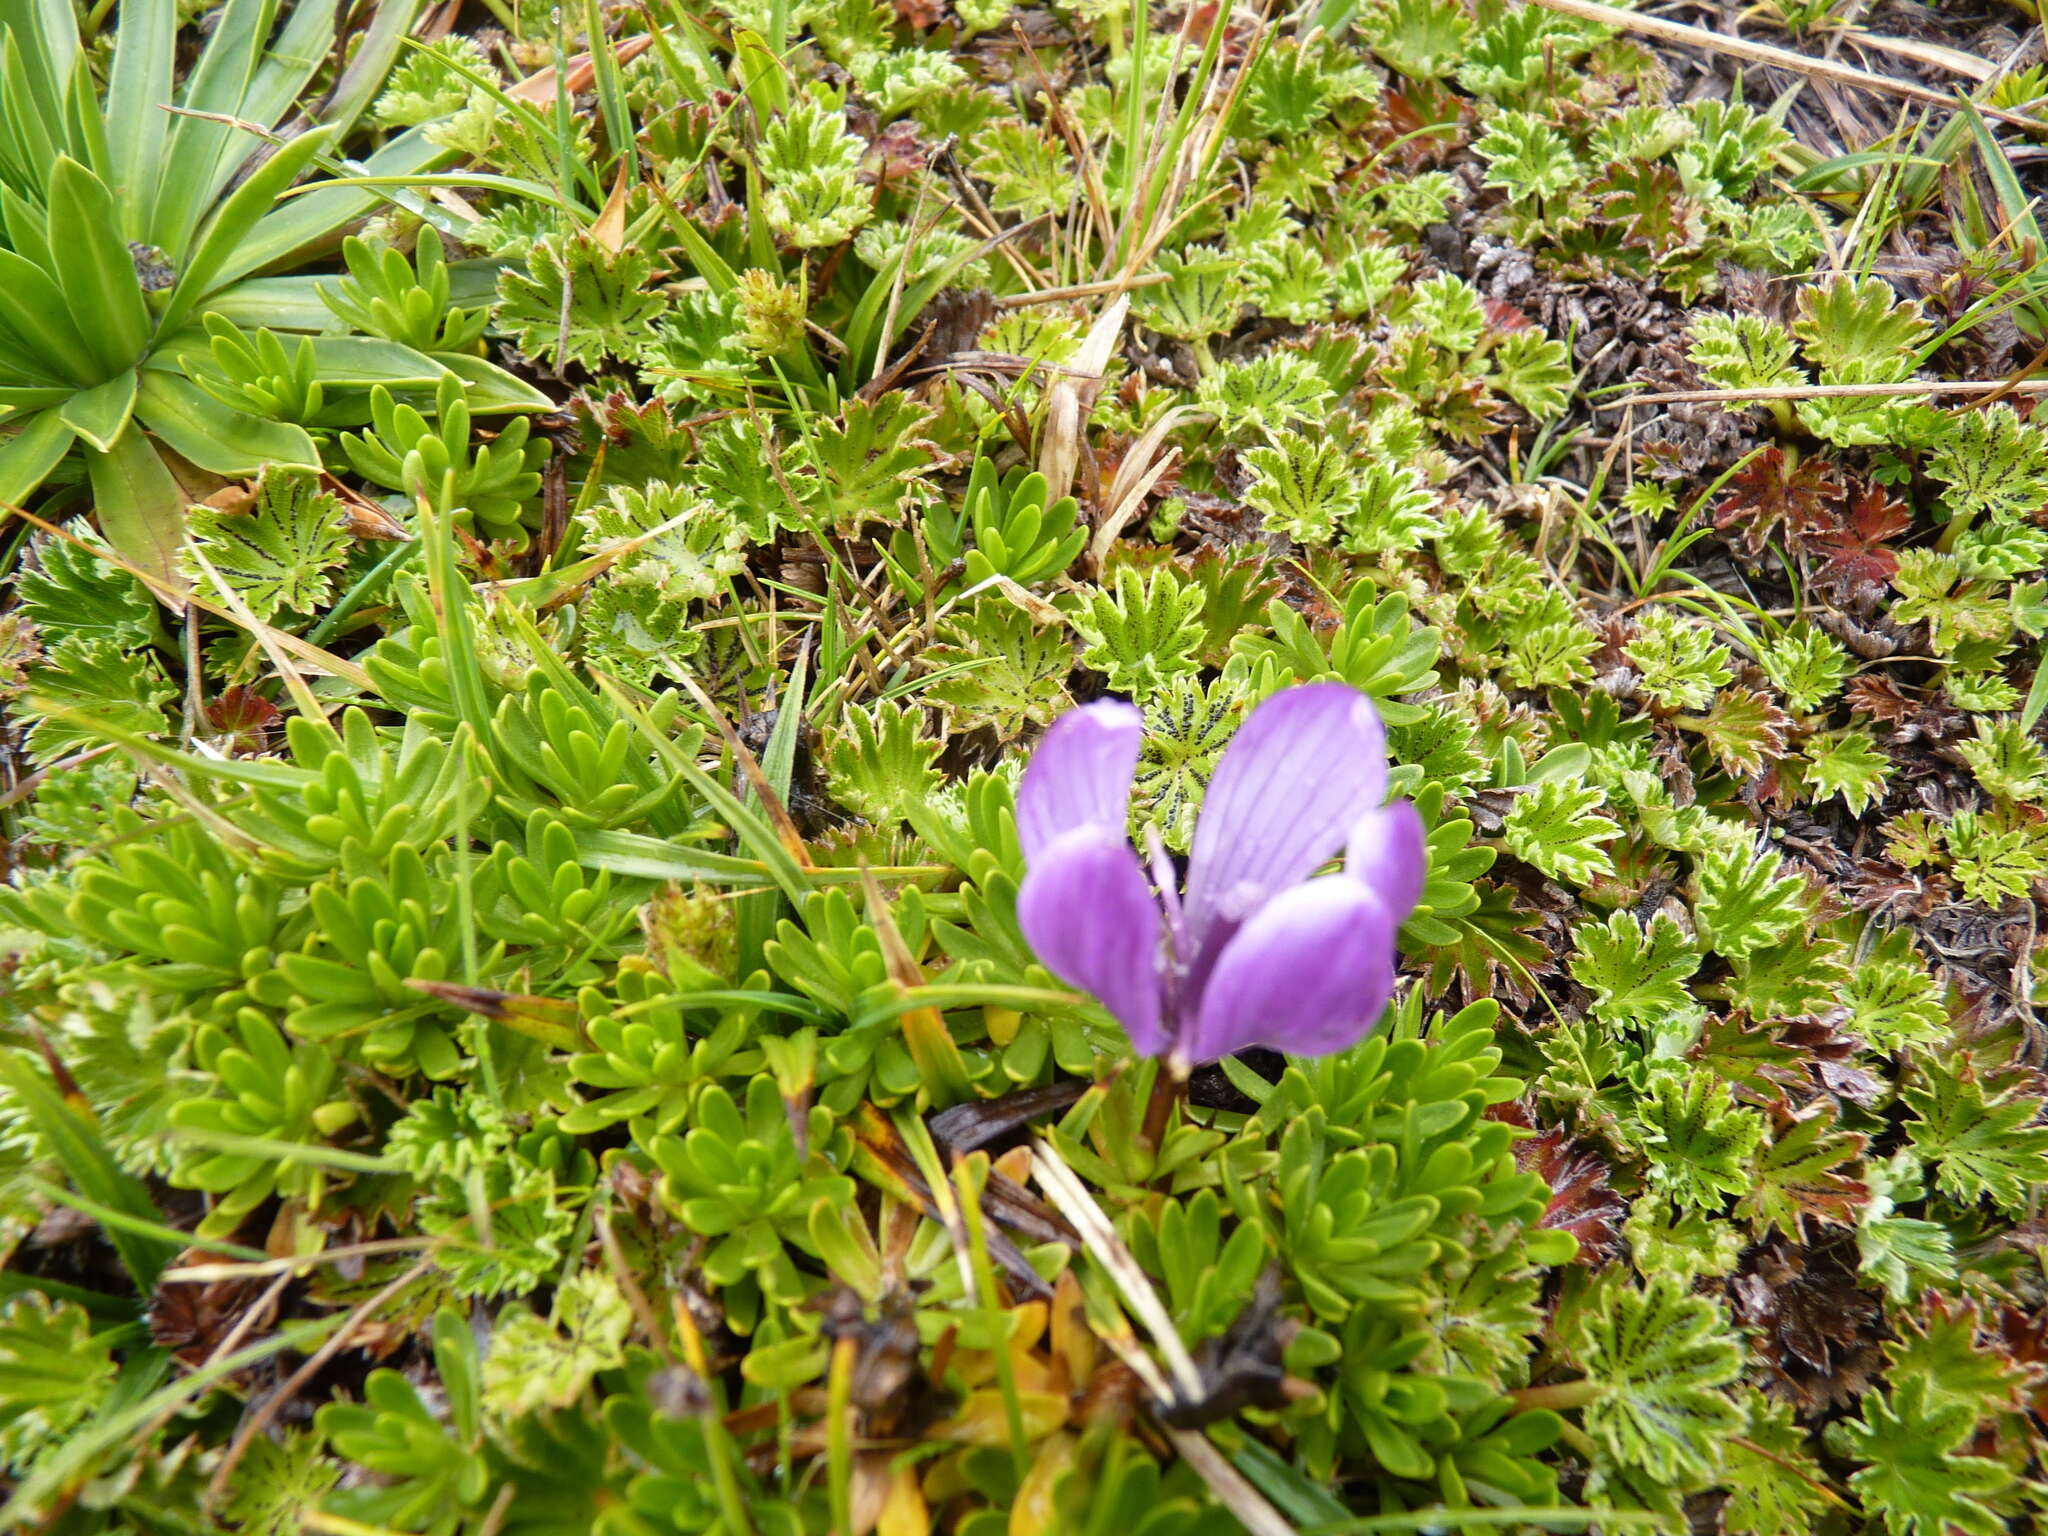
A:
[1347,799,1428,922]
[1016,825,1168,1056]
[1016,700,1144,862]
[1183,684,1388,941]
[1184,875,1396,1064]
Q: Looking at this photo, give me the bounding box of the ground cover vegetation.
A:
[3,0,2048,1529]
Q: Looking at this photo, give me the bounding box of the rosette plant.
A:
[0,0,520,575]
[1015,682,1425,1071]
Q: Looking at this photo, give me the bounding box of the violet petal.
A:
[1016,825,1169,1056]
[1347,799,1428,923]
[1015,700,1144,862]
[1182,684,1388,942]
[1183,875,1396,1063]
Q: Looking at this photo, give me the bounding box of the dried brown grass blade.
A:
[673,671,812,867]
[1037,293,1129,503]
[1164,1428,1299,1536]
[184,543,327,720]
[1599,378,2048,409]
[1847,30,1995,82]
[507,34,653,103]
[590,161,633,254]
[1028,1137,1203,1403]
[1088,405,1188,574]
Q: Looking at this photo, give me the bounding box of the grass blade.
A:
[0,1051,182,1296]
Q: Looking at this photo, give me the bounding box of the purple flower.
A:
[1014,682,1426,1070]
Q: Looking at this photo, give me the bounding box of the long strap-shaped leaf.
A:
[0,408,72,506]
[227,124,453,284]
[0,245,100,385]
[0,1051,181,1297]
[148,0,286,258]
[46,157,153,375]
[101,0,176,233]
[157,124,333,336]
[82,424,184,588]
[0,27,61,193]
[133,368,319,476]
[314,0,424,141]
[0,0,76,129]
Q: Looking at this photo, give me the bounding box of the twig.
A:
[996,272,1173,309]
[1028,1138,1204,1403]
[1164,1427,1299,1536]
[1525,0,2048,131]
[160,1236,439,1283]
[673,672,811,866]
[1595,378,2048,409]
[1845,29,1995,82]
[205,1260,434,1508]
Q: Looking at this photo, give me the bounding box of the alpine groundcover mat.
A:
[3,0,2048,1531]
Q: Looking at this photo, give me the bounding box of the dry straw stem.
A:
[1165,1428,1299,1536]
[1027,1137,1203,1402]
[1029,1137,1301,1536]
[673,670,813,866]
[1089,405,1190,574]
[205,1259,436,1507]
[1600,378,2048,409]
[1527,0,2045,131]
[160,1236,439,1283]
[505,34,654,103]
[133,1269,292,1445]
[1845,29,1997,82]
[186,542,326,720]
[1037,293,1131,503]
[996,272,1174,310]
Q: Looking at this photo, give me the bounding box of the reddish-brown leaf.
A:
[864,120,930,189]
[1713,447,1846,557]
[1483,298,1534,334]
[1688,686,1792,779]
[1843,857,1942,919]
[1496,1106,1628,1265]
[205,686,281,756]
[1376,83,1469,170]
[1847,674,1967,746]
[1591,161,1703,261]
[1997,1306,2048,1424]
[1753,1097,1871,1228]
[1729,1233,1887,1414]
[149,1261,277,1367]
[1809,482,1910,604]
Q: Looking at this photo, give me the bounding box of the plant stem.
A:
[1507,1378,1604,1413]
[1140,1056,1185,1155]
[306,539,421,648]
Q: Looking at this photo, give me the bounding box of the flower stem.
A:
[1507,1378,1604,1413]
[1140,1056,1186,1157]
